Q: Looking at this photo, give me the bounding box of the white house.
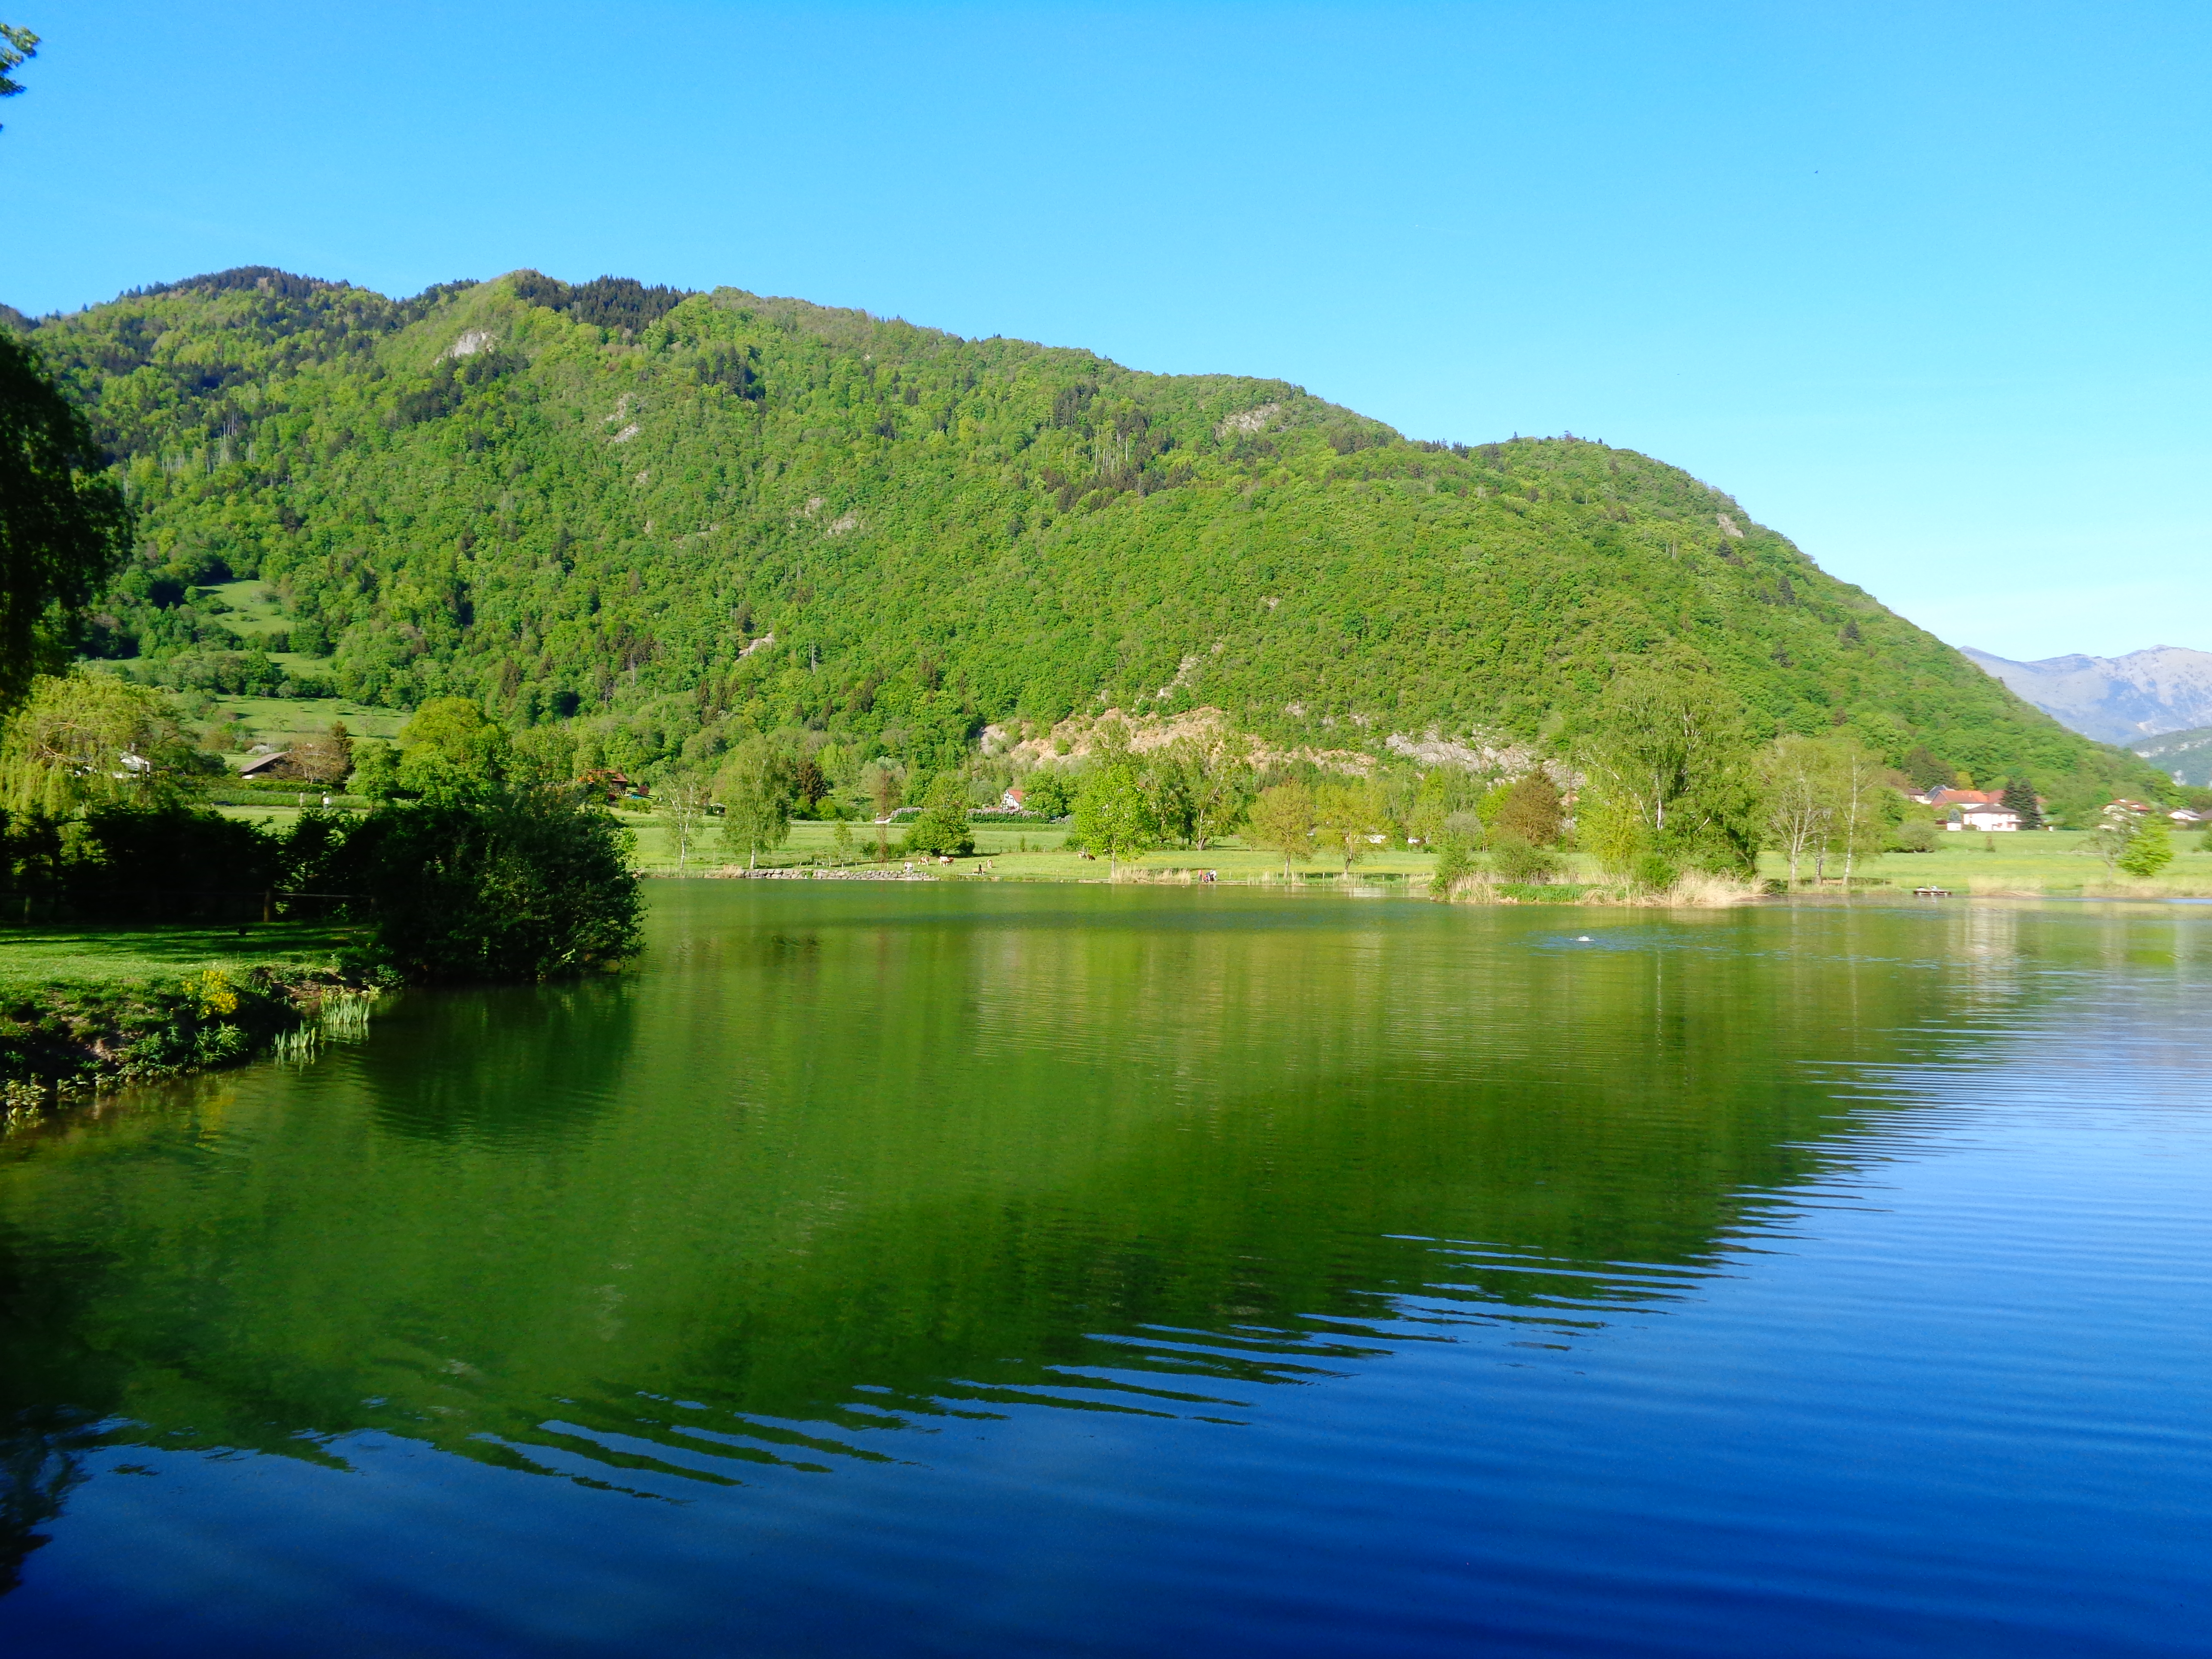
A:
[1949,804,2022,832]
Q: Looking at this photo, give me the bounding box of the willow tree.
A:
[0,672,201,815]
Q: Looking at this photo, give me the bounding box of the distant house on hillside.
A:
[238,749,298,780]
[1922,787,2003,810]
[1950,804,2022,832]
[1001,786,1027,812]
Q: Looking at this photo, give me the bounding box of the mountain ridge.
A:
[6,266,2163,806]
[2129,724,2212,788]
[1962,645,2212,745]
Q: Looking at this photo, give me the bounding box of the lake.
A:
[1,885,2206,1656]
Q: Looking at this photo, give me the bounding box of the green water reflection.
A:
[1,886,2182,1581]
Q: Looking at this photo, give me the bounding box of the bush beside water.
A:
[0,789,641,1101]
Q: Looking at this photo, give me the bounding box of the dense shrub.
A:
[1490,834,1564,884]
[1889,819,1940,853]
[899,800,975,857]
[71,805,288,920]
[318,790,640,980]
[0,794,641,982]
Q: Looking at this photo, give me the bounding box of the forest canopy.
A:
[2,266,2165,807]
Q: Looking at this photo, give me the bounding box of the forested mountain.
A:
[6,267,2157,797]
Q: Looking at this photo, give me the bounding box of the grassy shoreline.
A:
[0,921,382,1121]
[12,822,2204,1121]
[211,801,2212,898]
[608,816,2212,901]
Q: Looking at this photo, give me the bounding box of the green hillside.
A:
[7,267,2158,799]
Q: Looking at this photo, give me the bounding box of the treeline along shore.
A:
[4,268,2209,1111]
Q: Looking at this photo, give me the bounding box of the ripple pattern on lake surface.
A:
[0,888,2206,1656]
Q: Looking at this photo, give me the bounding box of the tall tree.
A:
[1492,772,1563,846]
[656,770,713,875]
[1165,730,1254,851]
[1759,735,1832,887]
[1314,778,1389,874]
[1578,655,1762,876]
[2000,776,2043,831]
[0,24,36,123]
[1071,760,1158,874]
[1245,781,1316,879]
[1825,738,1890,886]
[0,332,132,713]
[716,736,793,870]
[1,25,131,709]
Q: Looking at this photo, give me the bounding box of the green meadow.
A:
[197,803,2212,896]
[0,921,362,991]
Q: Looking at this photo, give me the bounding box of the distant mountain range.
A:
[1961,646,2212,745]
[2127,726,2212,788]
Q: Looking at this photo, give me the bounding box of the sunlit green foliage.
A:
[313,792,640,979]
[12,267,2167,807]
[2116,813,2173,879]
[1246,781,1317,877]
[1577,656,1763,875]
[0,671,207,814]
[1071,759,1159,867]
[715,735,794,868]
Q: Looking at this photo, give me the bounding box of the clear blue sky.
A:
[4,1,2205,661]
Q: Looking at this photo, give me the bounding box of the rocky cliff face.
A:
[1962,646,2212,744]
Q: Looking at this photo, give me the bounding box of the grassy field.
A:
[201,694,407,747]
[176,586,410,754]
[619,815,2212,896]
[199,578,294,641]
[0,921,365,991]
[1792,829,2212,898]
[202,805,2212,898]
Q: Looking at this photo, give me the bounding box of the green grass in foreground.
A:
[0,921,365,991]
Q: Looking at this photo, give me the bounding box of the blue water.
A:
[0,888,2205,1655]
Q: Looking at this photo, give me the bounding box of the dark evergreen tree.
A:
[2001,776,2043,830]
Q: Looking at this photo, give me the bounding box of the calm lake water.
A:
[1,885,2206,1656]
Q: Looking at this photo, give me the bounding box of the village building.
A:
[1948,804,2021,832]
[238,748,300,780]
